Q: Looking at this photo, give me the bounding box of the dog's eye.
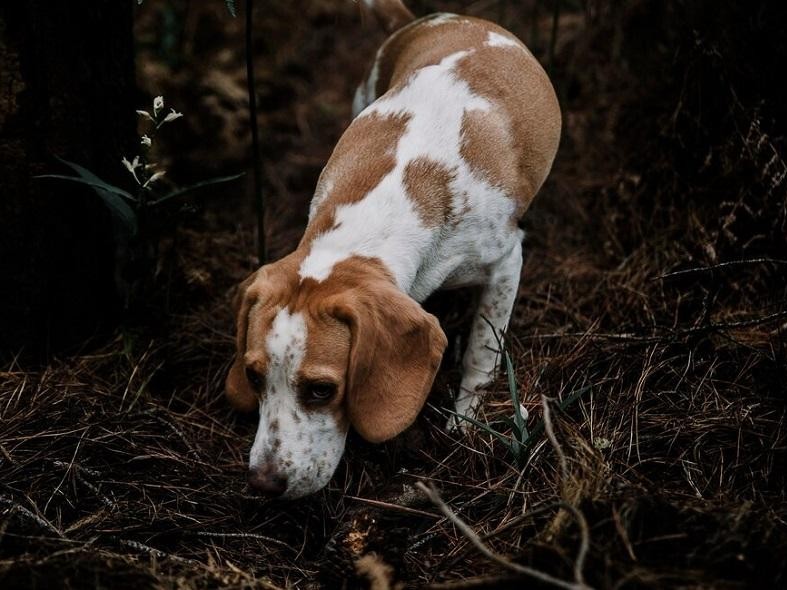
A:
[303,381,337,404]
[245,368,264,391]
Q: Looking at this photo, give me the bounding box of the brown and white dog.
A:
[226,0,561,498]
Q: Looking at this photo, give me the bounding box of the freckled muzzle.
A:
[248,404,350,499]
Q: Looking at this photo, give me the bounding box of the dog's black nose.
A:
[247,464,288,497]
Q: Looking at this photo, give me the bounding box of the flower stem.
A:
[245,0,266,265]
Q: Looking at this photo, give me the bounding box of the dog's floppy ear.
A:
[330,278,447,443]
[225,271,260,412]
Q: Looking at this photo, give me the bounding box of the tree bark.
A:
[0,1,135,358]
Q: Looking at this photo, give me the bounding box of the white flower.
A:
[518,403,529,421]
[136,109,154,122]
[160,108,183,124]
[153,96,164,116]
[121,155,142,184]
[121,155,139,172]
[142,170,166,188]
[140,134,152,147]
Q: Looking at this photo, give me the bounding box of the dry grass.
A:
[2,1,786,588]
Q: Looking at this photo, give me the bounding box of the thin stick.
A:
[344,494,441,519]
[194,530,290,548]
[542,395,568,483]
[656,258,787,280]
[0,495,64,538]
[416,482,590,590]
[119,539,196,564]
[548,0,561,73]
[541,396,591,587]
[245,0,266,265]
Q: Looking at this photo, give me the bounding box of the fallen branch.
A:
[416,482,592,590]
[541,396,591,588]
[656,257,787,280]
[0,494,64,538]
[193,530,291,548]
[345,494,441,519]
[542,395,569,483]
[119,539,196,564]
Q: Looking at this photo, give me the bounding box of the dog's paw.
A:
[445,391,483,434]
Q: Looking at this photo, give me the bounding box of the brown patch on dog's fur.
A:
[456,44,560,221]
[403,157,455,227]
[372,16,489,98]
[303,113,411,244]
[367,16,561,224]
[459,108,532,221]
[317,257,446,442]
[300,311,351,426]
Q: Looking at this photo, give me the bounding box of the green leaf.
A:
[55,157,136,201]
[445,408,519,450]
[226,0,237,17]
[35,175,137,236]
[559,383,593,412]
[151,172,244,206]
[504,348,527,440]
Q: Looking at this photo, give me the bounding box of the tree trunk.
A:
[0,1,135,358]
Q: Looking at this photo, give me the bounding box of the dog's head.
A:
[226,255,446,499]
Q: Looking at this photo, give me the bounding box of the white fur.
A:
[486,31,519,49]
[424,13,458,27]
[248,308,348,498]
[485,30,533,58]
[301,50,518,298]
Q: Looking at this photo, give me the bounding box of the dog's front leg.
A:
[450,241,523,430]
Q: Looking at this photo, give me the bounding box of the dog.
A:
[226,0,561,498]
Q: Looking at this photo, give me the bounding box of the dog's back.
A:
[354,5,561,223]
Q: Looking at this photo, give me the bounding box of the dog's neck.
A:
[296,198,427,295]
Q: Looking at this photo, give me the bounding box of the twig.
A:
[519,308,787,344]
[542,395,569,484]
[193,530,291,548]
[0,495,64,538]
[416,482,591,590]
[520,331,660,343]
[541,396,591,588]
[674,309,787,334]
[119,539,196,564]
[656,258,787,280]
[245,0,266,265]
[481,500,579,542]
[50,461,115,509]
[344,494,441,519]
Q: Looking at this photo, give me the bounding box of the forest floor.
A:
[2,1,786,589]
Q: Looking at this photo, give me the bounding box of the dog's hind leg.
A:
[449,241,523,430]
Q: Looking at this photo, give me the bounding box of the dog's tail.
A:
[360,0,415,34]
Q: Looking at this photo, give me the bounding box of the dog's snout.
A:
[247,463,288,497]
